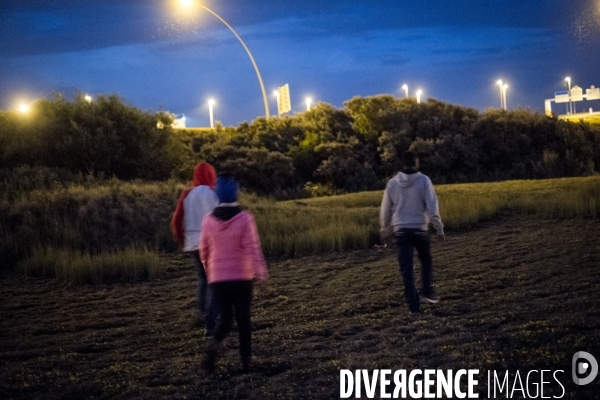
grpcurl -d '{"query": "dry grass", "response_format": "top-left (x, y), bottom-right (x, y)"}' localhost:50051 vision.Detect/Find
top-left (2, 176), bottom-right (599, 282)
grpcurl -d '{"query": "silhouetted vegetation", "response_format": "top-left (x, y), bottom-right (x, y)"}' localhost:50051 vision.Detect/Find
top-left (1, 94), bottom-right (599, 198)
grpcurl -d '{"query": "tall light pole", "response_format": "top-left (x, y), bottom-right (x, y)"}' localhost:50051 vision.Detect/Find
top-left (177, 0), bottom-right (270, 119)
top-left (402, 84), bottom-right (408, 98)
top-left (208, 99), bottom-right (215, 128)
top-left (305, 97), bottom-right (312, 111)
top-left (502, 84), bottom-right (508, 110)
top-left (273, 90), bottom-right (280, 117)
top-left (565, 76), bottom-right (572, 114)
top-left (496, 80), bottom-right (504, 110)
top-left (416, 89), bottom-right (423, 104)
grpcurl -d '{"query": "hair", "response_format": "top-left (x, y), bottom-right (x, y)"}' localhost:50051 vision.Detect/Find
top-left (401, 151), bottom-right (418, 168)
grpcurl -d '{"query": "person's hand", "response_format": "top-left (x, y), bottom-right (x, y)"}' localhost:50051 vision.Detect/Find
top-left (437, 233), bottom-right (445, 241)
top-left (380, 227), bottom-right (393, 244)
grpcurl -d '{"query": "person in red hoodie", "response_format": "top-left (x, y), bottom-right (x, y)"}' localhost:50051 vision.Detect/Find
top-left (171, 162), bottom-right (219, 332)
top-left (199, 175), bottom-right (268, 373)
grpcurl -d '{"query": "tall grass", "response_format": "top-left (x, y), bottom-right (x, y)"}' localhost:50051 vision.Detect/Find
top-left (16, 247), bottom-right (164, 284)
top-left (251, 176), bottom-right (600, 256)
top-left (2, 176), bottom-right (599, 282)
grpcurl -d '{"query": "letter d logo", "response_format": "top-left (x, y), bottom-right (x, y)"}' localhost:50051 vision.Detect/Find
top-left (572, 351), bottom-right (598, 385)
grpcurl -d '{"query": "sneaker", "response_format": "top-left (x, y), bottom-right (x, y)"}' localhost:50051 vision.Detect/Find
top-left (422, 295), bottom-right (439, 304)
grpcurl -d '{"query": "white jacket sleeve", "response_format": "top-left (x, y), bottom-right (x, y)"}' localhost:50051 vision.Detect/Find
top-left (424, 177), bottom-right (444, 235)
top-left (379, 184), bottom-right (393, 231)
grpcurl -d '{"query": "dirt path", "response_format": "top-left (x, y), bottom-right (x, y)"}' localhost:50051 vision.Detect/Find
top-left (1, 214), bottom-right (599, 399)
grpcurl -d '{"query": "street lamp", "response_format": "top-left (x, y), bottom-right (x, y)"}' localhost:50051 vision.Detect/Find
top-left (565, 76), bottom-right (572, 114)
top-left (416, 89), bottom-right (423, 104)
top-left (273, 90), bottom-right (280, 117)
top-left (402, 84), bottom-right (408, 98)
top-left (305, 97), bottom-right (312, 111)
top-left (19, 104), bottom-right (30, 114)
top-left (496, 79), bottom-right (504, 110)
top-left (502, 84), bottom-right (508, 110)
top-left (176, 0), bottom-right (270, 119)
top-left (84, 95), bottom-right (92, 103)
top-left (208, 99), bottom-right (215, 128)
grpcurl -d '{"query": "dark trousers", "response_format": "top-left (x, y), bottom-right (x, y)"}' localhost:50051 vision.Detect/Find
top-left (395, 229), bottom-right (434, 312)
top-left (190, 251), bottom-right (216, 330)
top-left (211, 280), bottom-right (253, 359)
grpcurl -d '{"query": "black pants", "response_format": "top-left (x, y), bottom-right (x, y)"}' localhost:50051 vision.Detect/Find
top-left (395, 229), bottom-right (434, 313)
top-left (189, 251), bottom-right (216, 330)
top-left (211, 280), bottom-right (253, 359)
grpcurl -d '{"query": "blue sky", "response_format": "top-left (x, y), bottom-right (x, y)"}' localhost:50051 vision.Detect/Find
top-left (1, 0), bottom-right (599, 126)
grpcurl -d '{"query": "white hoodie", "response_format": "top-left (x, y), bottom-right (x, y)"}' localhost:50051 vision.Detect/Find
top-left (380, 171), bottom-right (444, 235)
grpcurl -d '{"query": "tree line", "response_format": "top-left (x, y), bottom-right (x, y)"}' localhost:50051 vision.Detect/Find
top-left (1, 93), bottom-right (599, 198)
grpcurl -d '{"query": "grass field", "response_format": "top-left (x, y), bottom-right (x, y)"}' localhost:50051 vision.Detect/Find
top-left (1, 213), bottom-right (598, 399)
top-left (3, 176), bottom-right (600, 284)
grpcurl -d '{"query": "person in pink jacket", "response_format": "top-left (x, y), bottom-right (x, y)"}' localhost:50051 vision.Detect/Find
top-left (199, 175), bottom-right (268, 373)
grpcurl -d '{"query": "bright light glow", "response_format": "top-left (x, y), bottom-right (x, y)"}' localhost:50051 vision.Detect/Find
top-left (496, 79), bottom-right (504, 110)
top-left (84, 95), bottom-right (92, 103)
top-left (273, 90), bottom-right (279, 98)
top-left (416, 90), bottom-right (423, 104)
top-left (208, 99), bottom-right (215, 128)
top-left (565, 77), bottom-right (571, 83)
top-left (402, 84), bottom-right (408, 98)
top-left (19, 104), bottom-right (30, 113)
top-left (305, 97), bottom-right (312, 111)
top-left (179, 0), bottom-right (193, 8)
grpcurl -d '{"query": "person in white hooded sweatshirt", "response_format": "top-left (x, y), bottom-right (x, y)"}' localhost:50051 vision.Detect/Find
top-left (380, 151), bottom-right (445, 314)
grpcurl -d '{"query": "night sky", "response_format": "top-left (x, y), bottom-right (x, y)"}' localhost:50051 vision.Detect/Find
top-left (1, 0), bottom-right (599, 127)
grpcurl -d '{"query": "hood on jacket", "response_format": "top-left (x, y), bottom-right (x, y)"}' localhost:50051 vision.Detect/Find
top-left (208, 211), bottom-right (246, 231)
top-left (212, 205), bottom-right (242, 221)
top-left (395, 170), bottom-right (422, 188)
top-left (192, 162), bottom-right (217, 188)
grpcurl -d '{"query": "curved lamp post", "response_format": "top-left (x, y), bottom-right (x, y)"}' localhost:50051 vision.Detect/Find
top-left (402, 84), bottom-right (408, 98)
top-left (178, 1), bottom-right (270, 119)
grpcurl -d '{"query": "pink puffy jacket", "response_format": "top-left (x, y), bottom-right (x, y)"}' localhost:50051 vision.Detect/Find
top-left (199, 211), bottom-right (268, 284)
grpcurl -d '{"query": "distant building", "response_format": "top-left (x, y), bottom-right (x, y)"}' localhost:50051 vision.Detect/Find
top-left (172, 114), bottom-right (186, 129)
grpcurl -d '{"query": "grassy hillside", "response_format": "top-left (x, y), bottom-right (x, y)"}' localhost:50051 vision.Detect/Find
top-left (2, 176), bottom-right (599, 283)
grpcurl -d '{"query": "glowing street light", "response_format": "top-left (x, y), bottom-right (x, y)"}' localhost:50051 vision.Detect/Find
top-left (565, 76), bottom-right (572, 114)
top-left (273, 90), bottom-right (280, 117)
top-left (84, 95), bottom-right (92, 103)
top-left (176, 0), bottom-right (270, 119)
top-left (19, 103), bottom-right (30, 114)
top-left (416, 89), bottom-right (423, 104)
top-left (305, 97), bottom-right (312, 111)
top-left (502, 84), bottom-right (508, 110)
top-left (496, 79), bottom-right (504, 110)
top-left (402, 84), bottom-right (408, 98)
top-left (208, 99), bottom-right (215, 128)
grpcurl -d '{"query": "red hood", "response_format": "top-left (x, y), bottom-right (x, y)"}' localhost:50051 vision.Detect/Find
top-left (193, 162), bottom-right (216, 188)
